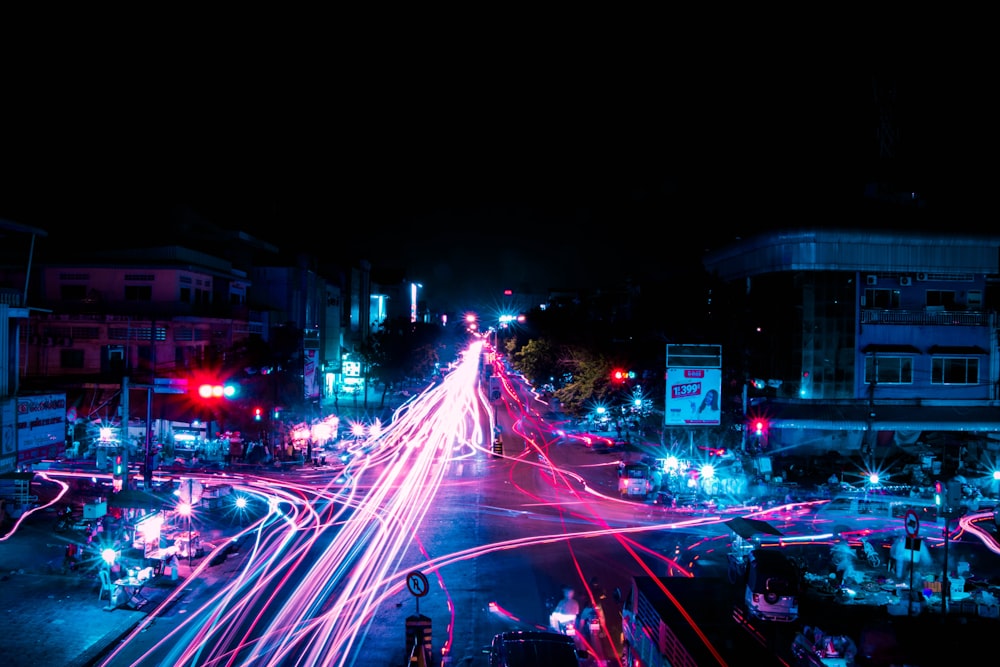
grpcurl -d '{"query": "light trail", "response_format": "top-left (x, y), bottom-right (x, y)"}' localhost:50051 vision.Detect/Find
top-left (95, 338), bottom-right (850, 666)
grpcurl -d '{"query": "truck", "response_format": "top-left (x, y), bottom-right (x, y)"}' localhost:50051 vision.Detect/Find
top-left (621, 575), bottom-right (787, 667)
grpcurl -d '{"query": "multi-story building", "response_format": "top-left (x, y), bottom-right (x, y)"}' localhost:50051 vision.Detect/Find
top-left (0, 215), bottom-right (390, 473)
top-left (702, 228), bottom-right (1000, 474)
top-left (0, 218), bottom-right (59, 477)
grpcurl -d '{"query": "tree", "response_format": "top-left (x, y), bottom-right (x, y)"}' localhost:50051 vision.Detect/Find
top-left (509, 338), bottom-right (558, 387)
top-left (365, 316), bottom-right (447, 408)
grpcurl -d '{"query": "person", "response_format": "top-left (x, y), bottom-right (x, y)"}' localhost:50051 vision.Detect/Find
top-left (549, 585), bottom-right (580, 633)
top-left (696, 389), bottom-right (720, 416)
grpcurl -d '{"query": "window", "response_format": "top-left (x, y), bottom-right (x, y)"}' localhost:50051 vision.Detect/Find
top-left (967, 290), bottom-right (983, 308)
top-left (864, 356), bottom-right (913, 384)
top-left (926, 290), bottom-right (956, 309)
top-left (180, 286), bottom-right (191, 303)
top-left (863, 288), bottom-right (900, 309)
top-left (931, 357), bottom-right (979, 384)
top-left (60, 349), bottom-right (84, 369)
top-left (124, 285), bottom-right (152, 301)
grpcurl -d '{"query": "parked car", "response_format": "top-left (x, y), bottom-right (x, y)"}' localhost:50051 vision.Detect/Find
top-left (484, 630), bottom-right (589, 667)
top-left (743, 548), bottom-right (800, 623)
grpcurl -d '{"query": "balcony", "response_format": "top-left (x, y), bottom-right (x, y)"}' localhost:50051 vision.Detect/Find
top-left (861, 308), bottom-right (988, 326)
top-left (0, 288), bottom-right (23, 307)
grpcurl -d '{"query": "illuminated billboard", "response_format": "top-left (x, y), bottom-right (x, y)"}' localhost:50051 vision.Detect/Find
top-left (665, 344), bottom-right (722, 427)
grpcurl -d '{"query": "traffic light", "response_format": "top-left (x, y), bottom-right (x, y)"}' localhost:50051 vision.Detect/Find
top-left (254, 407), bottom-right (263, 422)
top-left (611, 369), bottom-right (635, 382)
top-left (749, 418), bottom-right (768, 450)
top-left (934, 480), bottom-right (944, 506)
top-left (197, 381), bottom-right (238, 399)
top-left (113, 454), bottom-right (123, 477)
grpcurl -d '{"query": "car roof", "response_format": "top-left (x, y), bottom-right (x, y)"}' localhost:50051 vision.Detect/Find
top-left (494, 631), bottom-right (580, 666)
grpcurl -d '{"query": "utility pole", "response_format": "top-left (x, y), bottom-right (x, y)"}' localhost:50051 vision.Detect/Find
top-left (120, 377), bottom-right (130, 490)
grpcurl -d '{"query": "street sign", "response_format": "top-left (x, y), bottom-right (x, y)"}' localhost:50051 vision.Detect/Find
top-left (406, 570), bottom-right (429, 598)
top-left (904, 509), bottom-right (920, 538)
top-left (152, 377), bottom-right (189, 394)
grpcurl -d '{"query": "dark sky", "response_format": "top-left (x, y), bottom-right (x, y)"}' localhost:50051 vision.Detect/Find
top-left (1, 43), bottom-right (991, 312)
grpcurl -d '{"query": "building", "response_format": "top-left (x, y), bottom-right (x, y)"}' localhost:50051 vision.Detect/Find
top-left (0, 213), bottom-right (393, 473)
top-left (702, 228), bottom-right (1000, 477)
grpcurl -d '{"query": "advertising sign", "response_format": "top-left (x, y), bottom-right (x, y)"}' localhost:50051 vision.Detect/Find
top-left (16, 393), bottom-right (68, 463)
top-left (666, 368), bottom-right (722, 425)
top-left (304, 348), bottom-right (320, 400)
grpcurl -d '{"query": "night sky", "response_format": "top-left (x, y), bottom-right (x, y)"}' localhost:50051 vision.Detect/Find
top-left (1, 45), bottom-right (991, 312)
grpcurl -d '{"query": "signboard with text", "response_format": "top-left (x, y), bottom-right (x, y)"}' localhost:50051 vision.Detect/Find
top-left (16, 393), bottom-right (68, 463)
top-left (666, 345), bottom-right (722, 426)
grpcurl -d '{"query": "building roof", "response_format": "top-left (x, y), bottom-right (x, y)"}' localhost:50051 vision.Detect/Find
top-left (703, 228), bottom-right (1000, 282)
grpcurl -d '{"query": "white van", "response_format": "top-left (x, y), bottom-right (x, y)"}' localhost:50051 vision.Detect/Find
top-left (811, 491), bottom-right (940, 538)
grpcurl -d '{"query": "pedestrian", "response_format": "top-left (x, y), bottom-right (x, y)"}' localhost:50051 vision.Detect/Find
top-left (63, 542), bottom-right (78, 572)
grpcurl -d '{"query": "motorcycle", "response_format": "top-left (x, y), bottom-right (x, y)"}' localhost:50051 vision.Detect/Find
top-left (55, 512), bottom-right (93, 534)
top-left (579, 606), bottom-right (602, 639)
top-left (549, 610), bottom-right (577, 636)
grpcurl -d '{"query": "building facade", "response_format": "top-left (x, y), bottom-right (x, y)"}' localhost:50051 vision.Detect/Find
top-left (0, 217), bottom-right (389, 473)
top-left (702, 228), bottom-right (1000, 471)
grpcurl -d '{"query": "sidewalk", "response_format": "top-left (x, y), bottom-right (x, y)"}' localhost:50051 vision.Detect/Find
top-left (0, 487), bottom-right (242, 667)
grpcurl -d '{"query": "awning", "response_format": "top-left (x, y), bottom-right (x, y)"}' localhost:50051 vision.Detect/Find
top-left (928, 345), bottom-right (988, 355)
top-left (765, 402), bottom-right (1000, 431)
top-left (725, 517), bottom-right (783, 539)
top-left (861, 344), bottom-right (921, 354)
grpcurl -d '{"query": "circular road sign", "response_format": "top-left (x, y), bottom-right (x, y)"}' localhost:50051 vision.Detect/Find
top-left (904, 509), bottom-right (920, 538)
top-left (406, 570), bottom-right (429, 598)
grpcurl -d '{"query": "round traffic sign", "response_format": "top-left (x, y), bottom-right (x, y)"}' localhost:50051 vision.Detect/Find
top-left (904, 509), bottom-right (920, 537)
top-left (406, 570), bottom-right (429, 598)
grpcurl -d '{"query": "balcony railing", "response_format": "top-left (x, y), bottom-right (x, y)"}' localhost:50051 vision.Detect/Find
top-left (0, 288), bottom-right (23, 306)
top-left (861, 308), bottom-right (988, 326)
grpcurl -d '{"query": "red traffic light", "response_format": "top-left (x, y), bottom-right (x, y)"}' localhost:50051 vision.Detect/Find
top-left (197, 382), bottom-right (238, 399)
top-left (254, 407), bottom-right (263, 421)
top-left (754, 420), bottom-right (766, 435)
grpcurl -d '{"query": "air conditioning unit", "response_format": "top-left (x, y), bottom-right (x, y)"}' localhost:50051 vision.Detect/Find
top-left (899, 276), bottom-right (913, 286)
top-left (866, 275), bottom-right (878, 286)
top-left (916, 272), bottom-right (929, 282)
